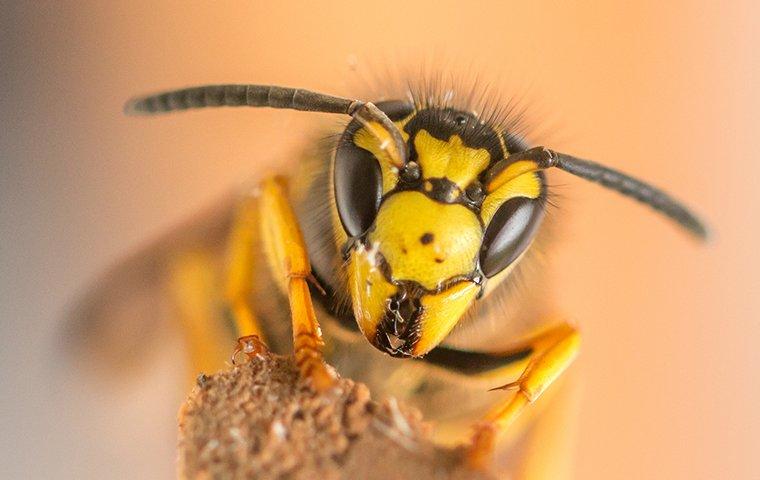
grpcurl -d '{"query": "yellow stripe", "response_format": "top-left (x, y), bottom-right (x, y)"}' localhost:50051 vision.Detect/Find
top-left (481, 171), bottom-right (542, 225)
top-left (353, 116), bottom-right (412, 194)
top-left (413, 130), bottom-right (491, 189)
top-left (485, 160), bottom-right (539, 193)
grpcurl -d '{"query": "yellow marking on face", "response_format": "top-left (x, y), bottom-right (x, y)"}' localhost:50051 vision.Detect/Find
top-left (353, 116), bottom-right (412, 194)
top-left (347, 247), bottom-right (398, 340)
top-left (486, 160), bottom-right (539, 193)
top-left (414, 130), bottom-right (491, 189)
top-left (481, 171), bottom-right (542, 225)
top-left (414, 281), bottom-right (480, 356)
top-left (368, 191), bottom-right (482, 290)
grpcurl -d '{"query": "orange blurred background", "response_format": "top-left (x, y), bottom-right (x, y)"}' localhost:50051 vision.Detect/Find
top-left (1, 1), bottom-right (758, 478)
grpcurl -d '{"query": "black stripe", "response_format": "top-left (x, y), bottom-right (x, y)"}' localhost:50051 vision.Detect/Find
top-left (420, 344), bottom-right (532, 375)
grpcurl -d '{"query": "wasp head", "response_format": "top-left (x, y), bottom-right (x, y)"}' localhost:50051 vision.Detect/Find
top-left (334, 103), bottom-right (546, 357)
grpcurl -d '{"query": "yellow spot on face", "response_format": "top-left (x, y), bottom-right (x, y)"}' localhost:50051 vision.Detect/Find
top-left (369, 191), bottom-right (482, 290)
top-left (347, 247), bottom-right (397, 340)
top-left (415, 281), bottom-right (480, 356)
top-left (414, 130), bottom-right (491, 189)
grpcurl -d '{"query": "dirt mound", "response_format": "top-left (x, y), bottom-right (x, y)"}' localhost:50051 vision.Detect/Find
top-left (178, 351), bottom-right (494, 479)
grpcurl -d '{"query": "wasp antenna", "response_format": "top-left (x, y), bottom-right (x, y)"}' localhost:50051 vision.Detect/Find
top-left (124, 84), bottom-right (406, 166)
top-left (124, 84), bottom-right (361, 116)
top-left (554, 153), bottom-right (709, 240)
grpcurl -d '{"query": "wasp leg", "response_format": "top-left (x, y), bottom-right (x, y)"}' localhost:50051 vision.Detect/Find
top-left (224, 195), bottom-right (267, 341)
top-left (168, 250), bottom-right (231, 378)
top-left (259, 176), bottom-right (335, 392)
top-left (466, 322), bottom-right (581, 469)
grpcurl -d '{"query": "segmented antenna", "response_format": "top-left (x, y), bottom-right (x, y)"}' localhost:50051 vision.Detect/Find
top-left (554, 154), bottom-right (708, 239)
top-left (485, 146), bottom-right (708, 239)
top-left (124, 84), bottom-right (359, 115)
top-left (124, 84), bottom-right (406, 167)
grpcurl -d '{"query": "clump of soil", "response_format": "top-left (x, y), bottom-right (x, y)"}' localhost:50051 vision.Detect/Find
top-left (178, 350), bottom-right (495, 479)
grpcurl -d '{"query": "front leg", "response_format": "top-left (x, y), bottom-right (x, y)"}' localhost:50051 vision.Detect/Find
top-left (253, 176), bottom-right (336, 392)
top-left (467, 322), bottom-right (581, 469)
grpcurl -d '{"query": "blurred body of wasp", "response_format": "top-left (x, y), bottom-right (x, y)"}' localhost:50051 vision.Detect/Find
top-left (70, 78), bottom-right (707, 476)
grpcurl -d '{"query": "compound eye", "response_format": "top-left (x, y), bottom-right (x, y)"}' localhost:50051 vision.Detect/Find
top-left (479, 197), bottom-right (545, 277)
top-left (334, 100), bottom-right (413, 238)
top-left (334, 140), bottom-right (383, 237)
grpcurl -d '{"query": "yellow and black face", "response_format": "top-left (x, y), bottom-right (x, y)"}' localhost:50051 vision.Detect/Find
top-left (333, 102), bottom-right (546, 357)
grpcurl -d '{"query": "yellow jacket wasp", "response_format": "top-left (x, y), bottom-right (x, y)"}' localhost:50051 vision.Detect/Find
top-left (72, 82), bottom-right (707, 470)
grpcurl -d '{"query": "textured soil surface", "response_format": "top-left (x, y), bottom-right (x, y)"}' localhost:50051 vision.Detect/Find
top-left (178, 350), bottom-right (495, 479)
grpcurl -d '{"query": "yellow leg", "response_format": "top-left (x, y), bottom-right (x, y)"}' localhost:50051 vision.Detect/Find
top-left (467, 322), bottom-right (581, 469)
top-left (168, 250), bottom-right (231, 378)
top-left (224, 195), bottom-right (266, 340)
top-left (258, 176), bottom-right (335, 392)
top-left (512, 373), bottom-right (581, 480)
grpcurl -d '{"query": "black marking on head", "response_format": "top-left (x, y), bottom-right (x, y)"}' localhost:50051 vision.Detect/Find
top-left (427, 178), bottom-right (461, 203)
top-left (464, 181), bottom-right (485, 205)
top-left (392, 176), bottom-right (468, 208)
top-left (404, 107), bottom-right (505, 163)
top-left (420, 232), bottom-right (434, 245)
top-left (400, 161), bottom-right (421, 182)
